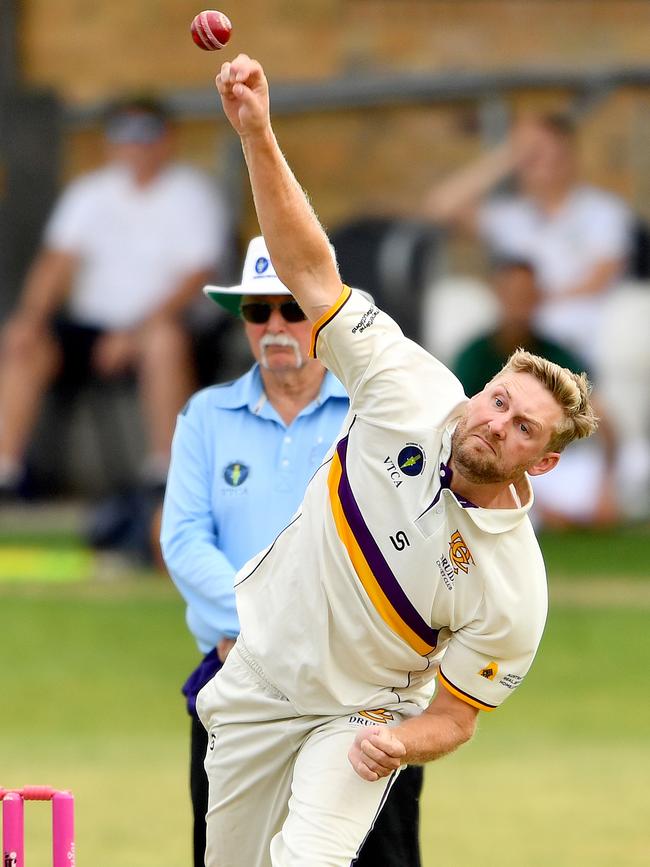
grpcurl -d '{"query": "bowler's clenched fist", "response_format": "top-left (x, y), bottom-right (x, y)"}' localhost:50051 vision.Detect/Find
top-left (215, 54), bottom-right (270, 138)
top-left (348, 725), bottom-right (407, 782)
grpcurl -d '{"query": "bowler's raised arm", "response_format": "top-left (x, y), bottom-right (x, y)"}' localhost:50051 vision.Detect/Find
top-left (215, 54), bottom-right (342, 321)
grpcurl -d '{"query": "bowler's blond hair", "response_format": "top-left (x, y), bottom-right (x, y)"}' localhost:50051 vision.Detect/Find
top-left (493, 349), bottom-right (598, 452)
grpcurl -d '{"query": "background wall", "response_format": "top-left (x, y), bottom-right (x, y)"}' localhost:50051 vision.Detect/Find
top-left (15, 0), bottom-right (650, 241)
top-left (20, 1), bottom-right (650, 96)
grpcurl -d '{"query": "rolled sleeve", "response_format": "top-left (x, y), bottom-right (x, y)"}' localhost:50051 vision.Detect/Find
top-left (438, 573), bottom-right (547, 712)
top-left (438, 640), bottom-right (538, 712)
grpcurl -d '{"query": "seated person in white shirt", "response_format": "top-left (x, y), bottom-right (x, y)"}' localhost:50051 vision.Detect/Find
top-left (423, 112), bottom-right (632, 366)
top-left (0, 97), bottom-right (229, 496)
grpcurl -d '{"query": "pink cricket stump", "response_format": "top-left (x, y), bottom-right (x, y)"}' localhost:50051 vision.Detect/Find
top-left (2, 791), bottom-right (24, 867)
top-left (1, 787), bottom-right (75, 867)
top-left (52, 791), bottom-right (75, 866)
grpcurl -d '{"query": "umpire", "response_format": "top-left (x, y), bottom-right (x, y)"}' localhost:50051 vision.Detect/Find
top-left (161, 236), bottom-right (423, 867)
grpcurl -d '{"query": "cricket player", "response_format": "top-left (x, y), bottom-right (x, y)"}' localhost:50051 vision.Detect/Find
top-left (197, 54), bottom-right (598, 867)
top-left (161, 235), bottom-right (423, 867)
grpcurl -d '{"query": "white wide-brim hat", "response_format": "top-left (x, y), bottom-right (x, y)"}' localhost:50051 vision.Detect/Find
top-left (204, 236), bottom-right (291, 316)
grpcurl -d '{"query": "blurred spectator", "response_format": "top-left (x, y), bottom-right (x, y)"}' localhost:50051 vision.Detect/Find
top-left (452, 259), bottom-right (620, 528)
top-left (423, 113), bottom-right (632, 366)
top-left (0, 96), bottom-right (229, 498)
top-left (453, 259), bottom-right (580, 399)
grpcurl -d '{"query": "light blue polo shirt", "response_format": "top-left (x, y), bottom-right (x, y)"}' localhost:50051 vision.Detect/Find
top-left (161, 364), bottom-right (349, 653)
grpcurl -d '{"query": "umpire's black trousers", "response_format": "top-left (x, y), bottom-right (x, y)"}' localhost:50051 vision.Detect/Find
top-left (190, 714), bottom-right (423, 867)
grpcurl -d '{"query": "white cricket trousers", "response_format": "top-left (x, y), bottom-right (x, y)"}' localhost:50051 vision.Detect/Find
top-left (196, 639), bottom-right (411, 867)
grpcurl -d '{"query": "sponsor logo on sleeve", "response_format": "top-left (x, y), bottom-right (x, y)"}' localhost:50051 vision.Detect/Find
top-left (349, 708), bottom-right (395, 726)
top-left (478, 661), bottom-right (499, 680)
top-left (351, 306), bottom-right (379, 334)
top-left (223, 461), bottom-right (249, 487)
top-left (499, 673), bottom-right (523, 691)
top-left (449, 530), bottom-right (475, 574)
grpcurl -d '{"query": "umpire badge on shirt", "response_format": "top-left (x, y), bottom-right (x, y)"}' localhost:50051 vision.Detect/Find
top-left (224, 462), bottom-right (249, 487)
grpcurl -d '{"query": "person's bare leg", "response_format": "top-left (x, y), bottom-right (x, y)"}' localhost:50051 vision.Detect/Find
top-left (0, 316), bottom-right (61, 481)
top-left (135, 317), bottom-right (197, 479)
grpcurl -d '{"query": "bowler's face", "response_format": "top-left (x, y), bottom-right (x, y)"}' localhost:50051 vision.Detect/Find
top-left (243, 294), bottom-right (313, 371)
top-left (452, 372), bottom-right (563, 484)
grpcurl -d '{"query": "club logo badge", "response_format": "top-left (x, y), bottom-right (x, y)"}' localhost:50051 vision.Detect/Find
top-left (224, 462), bottom-right (249, 487)
top-left (255, 256), bottom-right (269, 274)
top-left (358, 708), bottom-right (394, 724)
top-left (449, 529), bottom-right (475, 574)
top-left (348, 708), bottom-right (395, 726)
top-left (397, 444), bottom-right (425, 477)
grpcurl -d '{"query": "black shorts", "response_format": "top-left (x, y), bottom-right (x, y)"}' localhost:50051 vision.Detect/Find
top-left (53, 319), bottom-right (106, 387)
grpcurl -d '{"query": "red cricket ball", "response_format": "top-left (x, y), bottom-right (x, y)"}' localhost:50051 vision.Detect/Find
top-left (190, 10), bottom-right (232, 51)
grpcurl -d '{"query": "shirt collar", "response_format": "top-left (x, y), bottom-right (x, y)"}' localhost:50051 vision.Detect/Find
top-left (209, 364), bottom-right (347, 418)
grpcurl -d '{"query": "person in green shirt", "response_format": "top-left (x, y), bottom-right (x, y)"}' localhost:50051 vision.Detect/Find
top-left (453, 258), bottom-right (619, 528)
top-left (453, 258), bottom-right (585, 398)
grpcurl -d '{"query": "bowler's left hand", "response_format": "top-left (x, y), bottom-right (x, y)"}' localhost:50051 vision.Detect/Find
top-left (348, 726), bottom-right (407, 781)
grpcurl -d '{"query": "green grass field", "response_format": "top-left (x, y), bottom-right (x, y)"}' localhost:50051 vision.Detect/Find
top-left (1, 526), bottom-right (649, 865)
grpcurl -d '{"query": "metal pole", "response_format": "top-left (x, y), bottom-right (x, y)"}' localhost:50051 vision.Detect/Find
top-left (0, 0), bottom-right (20, 90)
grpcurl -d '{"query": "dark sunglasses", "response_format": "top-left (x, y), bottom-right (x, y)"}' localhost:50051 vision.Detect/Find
top-left (240, 300), bottom-right (307, 324)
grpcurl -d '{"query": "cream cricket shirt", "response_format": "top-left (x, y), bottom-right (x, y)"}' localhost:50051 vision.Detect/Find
top-left (234, 287), bottom-right (548, 716)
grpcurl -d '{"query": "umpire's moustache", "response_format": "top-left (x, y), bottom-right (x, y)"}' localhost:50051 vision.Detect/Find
top-left (259, 333), bottom-right (304, 369)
